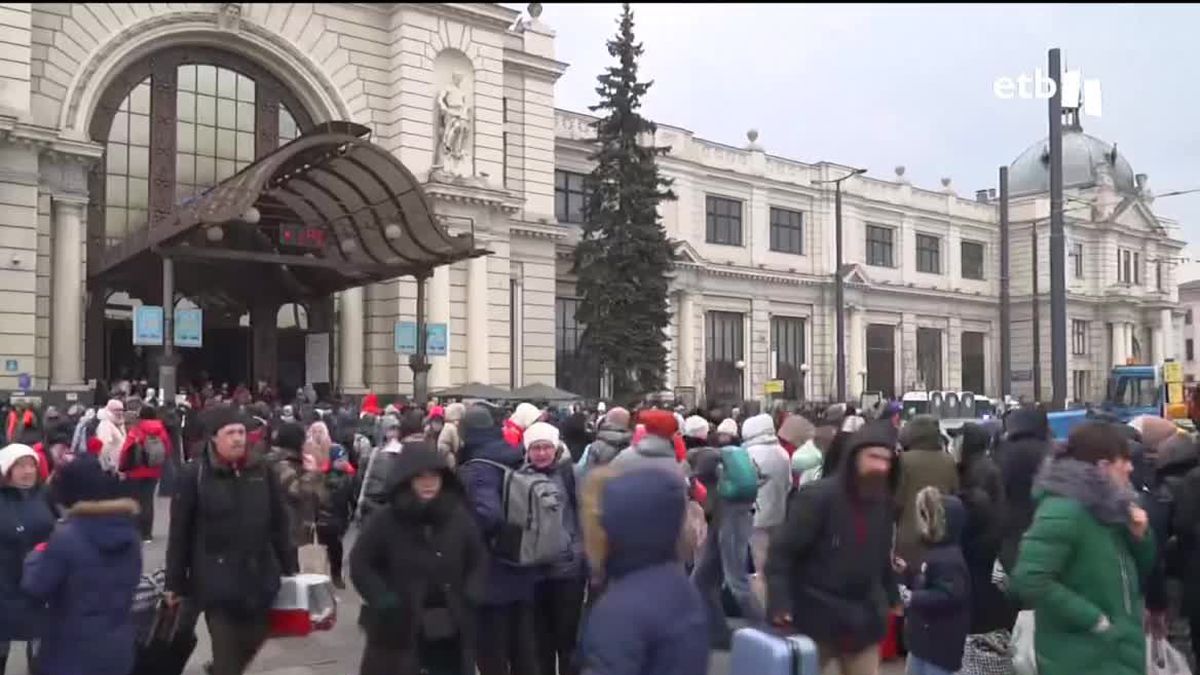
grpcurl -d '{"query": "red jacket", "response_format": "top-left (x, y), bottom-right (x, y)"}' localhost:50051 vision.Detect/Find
top-left (27, 442), bottom-right (51, 482)
top-left (118, 420), bottom-right (173, 480)
top-left (503, 419), bottom-right (524, 449)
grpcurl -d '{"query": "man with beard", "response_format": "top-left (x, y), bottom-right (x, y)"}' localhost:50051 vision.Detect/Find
top-left (766, 419), bottom-right (901, 675)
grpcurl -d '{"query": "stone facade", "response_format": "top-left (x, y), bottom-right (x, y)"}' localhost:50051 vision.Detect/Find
top-left (0, 2), bottom-right (569, 400)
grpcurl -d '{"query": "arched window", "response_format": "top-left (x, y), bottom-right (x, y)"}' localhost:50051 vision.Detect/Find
top-left (89, 48), bottom-right (316, 251)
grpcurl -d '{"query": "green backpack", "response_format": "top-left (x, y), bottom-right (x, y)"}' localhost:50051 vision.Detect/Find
top-left (718, 445), bottom-right (760, 502)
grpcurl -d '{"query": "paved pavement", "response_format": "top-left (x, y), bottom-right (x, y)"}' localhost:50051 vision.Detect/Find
top-left (13, 495), bottom-right (905, 675)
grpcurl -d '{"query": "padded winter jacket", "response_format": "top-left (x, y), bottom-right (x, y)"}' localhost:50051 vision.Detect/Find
top-left (0, 484), bottom-right (54, 641)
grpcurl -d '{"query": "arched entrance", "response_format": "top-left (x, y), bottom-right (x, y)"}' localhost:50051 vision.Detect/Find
top-left (84, 45), bottom-right (481, 400)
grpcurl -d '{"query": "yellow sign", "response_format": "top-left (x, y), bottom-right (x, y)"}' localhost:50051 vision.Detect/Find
top-left (1164, 362), bottom-right (1183, 384)
top-left (764, 379), bottom-right (785, 395)
top-left (1168, 382), bottom-right (1185, 405)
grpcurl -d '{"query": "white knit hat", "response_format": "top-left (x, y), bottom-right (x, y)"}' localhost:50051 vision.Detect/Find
top-left (683, 415), bottom-right (711, 440)
top-left (716, 418), bottom-right (739, 437)
top-left (509, 402), bottom-right (542, 431)
top-left (0, 444), bottom-right (38, 478)
top-left (523, 422), bottom-right (560, 450)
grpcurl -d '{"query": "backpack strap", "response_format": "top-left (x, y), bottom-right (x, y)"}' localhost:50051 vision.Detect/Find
top-left (460, 458), bottom-right (511, 474)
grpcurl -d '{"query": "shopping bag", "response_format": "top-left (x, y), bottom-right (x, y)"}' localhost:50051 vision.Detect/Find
top-left (962, 630), bottom-right (1016, 675)
top-left (1148, 636), bottom-right (1192, 675)
top-left (130, 601), bottom-right (197, 675)
top-left (298, 529), bottom-right (329, 575)
top-left (1011, 610), bottom-right (1038, 675)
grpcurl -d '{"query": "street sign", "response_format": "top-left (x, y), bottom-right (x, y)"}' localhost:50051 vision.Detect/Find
top-left (1164, 361), bottom-right (1183, 384)
top-left (17, 373), bottom-right (30, 390)
top-left (3, 359), bottom-right (16, 373)
top-left (175, 308), bottom-right (203, 348)
top-left (394, 321), bottom-right (449, 356)
top-left (305, 332), bottom-right (330, 384)
top-left (133, 305), bottom-right (164, 346)
top-left (764, 379), bottom-right (785, 395)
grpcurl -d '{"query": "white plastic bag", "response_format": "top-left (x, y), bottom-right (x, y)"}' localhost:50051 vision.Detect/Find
top-left (1148, 636), bottom-right (1192, 675)
top-left (1011, 610), bottom-right (1038, 675)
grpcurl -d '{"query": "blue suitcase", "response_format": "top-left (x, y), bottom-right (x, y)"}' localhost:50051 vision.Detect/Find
top-left (729, 627), bottom-right (820, 675)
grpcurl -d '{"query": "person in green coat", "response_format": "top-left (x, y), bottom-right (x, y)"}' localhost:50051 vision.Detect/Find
top-left (1011, 421), bottom-right (1156, 675)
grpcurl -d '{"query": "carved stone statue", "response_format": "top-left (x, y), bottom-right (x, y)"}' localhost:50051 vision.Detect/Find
top-left (434, 72), bottom-right (472, 177)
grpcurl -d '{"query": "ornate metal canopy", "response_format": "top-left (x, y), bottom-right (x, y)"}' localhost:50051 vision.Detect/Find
top-left (91, 122), bottom-right (484, 309)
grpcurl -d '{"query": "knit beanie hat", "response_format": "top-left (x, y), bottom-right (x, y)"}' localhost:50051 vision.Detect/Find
top-left (0, 444), bottom-right (38, 478)
top-left (716, 418), bottom-right (738, 437)
top-left (463, 405), bottom-right (495, 432)
top-left (202, 405), bottom-right (245, 438)
top-left (682, 415), bottom-right (711, 441)
top-left (509, 403), bottom-right (542, 431)
top-left (523, 422), bottom-right (560, 450)
top-left (54, 454), bottom-right (121, 507)
top-left (847, 419), bottom-right (899, 456)
top-left (274, 422), bottom-right (306, 453)
top-left (639, 409), bottom-right (678, 439)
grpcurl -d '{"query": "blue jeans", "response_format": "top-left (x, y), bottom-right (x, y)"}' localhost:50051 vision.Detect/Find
top-left (0, 641), bottom-right (36, 675)
top-left (692, 501), bottom-right (764, 644)
top-left (906, 655), bottom-right (957, 675)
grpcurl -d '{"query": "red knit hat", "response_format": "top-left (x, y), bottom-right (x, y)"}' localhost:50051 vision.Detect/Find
top-left (638, 409), bottom-right (678, 439)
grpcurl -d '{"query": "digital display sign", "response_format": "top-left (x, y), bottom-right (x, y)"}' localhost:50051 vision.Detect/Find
top-left (279, 224), bottom-right (327, 249)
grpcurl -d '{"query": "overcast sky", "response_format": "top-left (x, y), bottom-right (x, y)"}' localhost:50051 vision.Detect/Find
top-left (514, 3), bottom-right (1200, 279)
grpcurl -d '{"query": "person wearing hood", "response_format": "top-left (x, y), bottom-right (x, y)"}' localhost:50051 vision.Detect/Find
top-left (954, 423), bottom-right (1015, 656)
top-left (577, 466), bottom-right (709, 675)
top-left (900, 487), bottom-right (970, 675)
top-left (351, 441), bottom-right (487, 675)
top-left (766, 420), bottom-right (901, 675)
top-left (503, 402), bottom-right (542, 449)
top-left (70, 407), bottom-right (97, 456)
top-left (21, 453), bottom-right (142, 675)
top-left (1152, 432), bottom-right (1200, 661)
top-left (1010, 421), bottom-right (1155, 675)
top-left (165, 405), bottom-right (297, 675)
top-left (895, 414), bottom-right (959, 570)
top-left (457, 405), bottom-right (539, 675)
top-left (523, 422), bottom-right (585, 675)
top-left (777, 413), bottom-right (814, 459)
top-left (357, 411), bottom-right (425, 523)
top-left (116, 405), bottom-right (174, 541)
top-left (713, 418), bottom-right (739, 447)
top-left (95, 399), bottom-right (127, 474)
top-left (608, 409), bottom-right (687, 483)
top-left (741, 413), bottom-right (791, 611)
top-left (558, 411), bottom-right (592, 464)
top-left (579, 407), bottom-right (634, 474)
top-left (995, 405), bottom-right (1053, 572)
top-left (438, 402), bottom-right (467, 468)
top-left (0, 444), bottom-right (54, 674)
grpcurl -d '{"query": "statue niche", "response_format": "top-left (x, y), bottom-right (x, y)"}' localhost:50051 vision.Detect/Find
top-left (430, 51), bottom-right (475, 182)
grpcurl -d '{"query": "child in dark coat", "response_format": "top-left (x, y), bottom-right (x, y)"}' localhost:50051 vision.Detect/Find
top-left (22, 454), bottom-right (143, 675)
top-left (901, 486), bottom-right (971, 675)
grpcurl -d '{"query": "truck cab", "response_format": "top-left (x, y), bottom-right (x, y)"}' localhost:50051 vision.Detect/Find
top-left (1046, 361), bottom-right (1187, 440)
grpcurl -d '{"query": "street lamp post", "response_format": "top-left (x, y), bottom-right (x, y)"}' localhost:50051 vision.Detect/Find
top-left (814, 167), bottom-right (867, 403)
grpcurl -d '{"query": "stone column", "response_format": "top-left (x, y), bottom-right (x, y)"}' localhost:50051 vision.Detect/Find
top-left (339, 287), bottom-right (366, 392)
top-left (467, 255), bottom-right (490, 384)
top-left (1111, 322), bottom-right (1124, 367)
top-left (251, 302), bottom-right (280, 389)
top-left (677, 290), bottom-right (695, 387)
top-left (429, 265), bottom-right (452, 390)
top-left (50, 197), bottom-right (85, 387)
top-left (848, 306), bottom-right (865, 398)
top-left (1161, 308), bottom-right (1174, 362)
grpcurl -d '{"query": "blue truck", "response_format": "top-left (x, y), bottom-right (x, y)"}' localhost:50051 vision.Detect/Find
top-left (1046, 362), bottom-right (1188, 440)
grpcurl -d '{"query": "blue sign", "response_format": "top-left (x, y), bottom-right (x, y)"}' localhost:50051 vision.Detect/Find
top-left (133, 306), bottom-right (164, 346)
top-left (175, 308), bottom-right (203, 348)
top-left (3, 359), bottom-right (16, 373)
top-left (394, 321), bottom-right (449, 356)
top-left (16, 373), bottom-right (30, 390)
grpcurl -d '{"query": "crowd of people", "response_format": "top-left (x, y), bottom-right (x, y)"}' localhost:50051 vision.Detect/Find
top-left (0, 388), bottom-right (1199, 675)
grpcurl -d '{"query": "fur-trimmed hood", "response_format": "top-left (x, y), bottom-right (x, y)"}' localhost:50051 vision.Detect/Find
top-left (1035, 456), bottom-right (1137, 525)
top-left (65, 498), bottom-right (141, 554)
top-left (915, 487), bottom-right (966, 545)
top-left (67, 497), bottom-right (140, 518)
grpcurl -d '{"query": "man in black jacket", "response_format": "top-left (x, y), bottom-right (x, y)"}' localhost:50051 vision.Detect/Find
top-left (767, 419), bottom-right (901, 675)
top-left (993, 405), bottom-right (1052, 572)
top-left (165, 405), bottom-right (296, 675)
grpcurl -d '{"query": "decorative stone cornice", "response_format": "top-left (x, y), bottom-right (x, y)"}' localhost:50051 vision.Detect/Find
top-left (0, 119), bottom-right (104, 167)
top-left (423, 179), bottom-right (522, 214)
top-left (502, 48), bottom-right (568, 81)
top-left (397, 3), bottom-right (519, 33)
top-left (510, 221), bottom-right (568, 241)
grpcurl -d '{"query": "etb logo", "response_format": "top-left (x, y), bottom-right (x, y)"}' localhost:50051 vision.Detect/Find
top-left (993, 68), bottom-right (1102, 118)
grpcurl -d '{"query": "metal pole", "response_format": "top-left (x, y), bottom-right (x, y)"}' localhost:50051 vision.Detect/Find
top-left (999, 166), bottom-right (1011, 398)
top-left (1031, 224), bottom-right (1042, 401)
top-left (159, 257), bottom-right (177, 403)
top-left (1048, 47), bottom-right (1068, 410)
top-left (835, 181), bottom-right (846, 403)
top-left (410, 273), bottom-right (432, 405)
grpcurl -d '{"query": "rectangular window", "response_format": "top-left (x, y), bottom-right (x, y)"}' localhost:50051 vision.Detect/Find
top-left (1156, 261), bottom-right (1163, 290)
top-left (510, 279), bottom-right (520, 389)
top-left (705, 311), bottom-right (745, 404)
top-left (1189, 339), bottom-right (1195, 362)
top-left (916, 233), bottom-right (941, 274)
top-left (1072, 319), bottom-right (1088, 355)
top-left (916, 327), bottom-right (943, 390)
top-left (554, 170), bottom-right (589, 225)
top-left (1070, 242), bottom-right (1084, 279)
top-left (961, 331), bottom-right (985, 394)
top-left (1187, 310), bottom-right (1193, 326)
top-left (866, 324), bottom-right (896, 398)
top-left (1134, 252), bottom-right (1141, 284)
top-left (771, 316), bottom-right (806, 399)
top-left (961, 240), bottom-right (985, 280)
top-left (1073, 370), bottom-right (1090, 403)
top-left (865, 224), bottom-right (894, 267)
top-left (769, 207), bottom-right (804, 255)
top-left (706, 196), bottom-right (743, 246)
top-left (555, 297), bottom-right (600, 398)
top-left (1119, 248), bottom-right (1136, 284)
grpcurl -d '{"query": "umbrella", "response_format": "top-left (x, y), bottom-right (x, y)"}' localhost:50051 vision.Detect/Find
top-left (508, 383), bottom-right (582, 402)
top-left (430, 382), bottom-right (512, 401)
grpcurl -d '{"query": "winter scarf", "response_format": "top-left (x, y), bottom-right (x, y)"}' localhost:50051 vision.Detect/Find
top-left (1034, 456), bottom-right (1137, 526)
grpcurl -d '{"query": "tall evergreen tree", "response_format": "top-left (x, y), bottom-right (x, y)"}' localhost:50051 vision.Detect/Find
top-left (572, 3), bottom-right (677, 403)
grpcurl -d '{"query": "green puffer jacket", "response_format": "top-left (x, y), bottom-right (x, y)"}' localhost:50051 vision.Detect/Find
top-left (1010, 458), bottom-right (1157, 675)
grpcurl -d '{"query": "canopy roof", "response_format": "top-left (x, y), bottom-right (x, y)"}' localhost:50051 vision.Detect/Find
top-left (431, 382), bottom-right (513, 401)
top-left (508, 383), bottom-right (582, 402)
top-left (92, 122), bottom-right (484, 311)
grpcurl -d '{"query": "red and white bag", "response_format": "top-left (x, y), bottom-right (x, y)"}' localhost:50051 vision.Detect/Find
top-left (269, 574), bottom-right (337, 638)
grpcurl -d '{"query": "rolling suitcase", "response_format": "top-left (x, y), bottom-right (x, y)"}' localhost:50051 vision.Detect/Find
top-left (729, 627), bottom-right (820, 675)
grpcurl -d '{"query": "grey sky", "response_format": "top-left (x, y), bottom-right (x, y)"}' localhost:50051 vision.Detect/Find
top-left (517, 3), bottom-right (1200, 278)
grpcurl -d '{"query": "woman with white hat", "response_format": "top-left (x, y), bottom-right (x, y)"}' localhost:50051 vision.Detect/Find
top-left (0, 443), bottom-right (54, 674)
